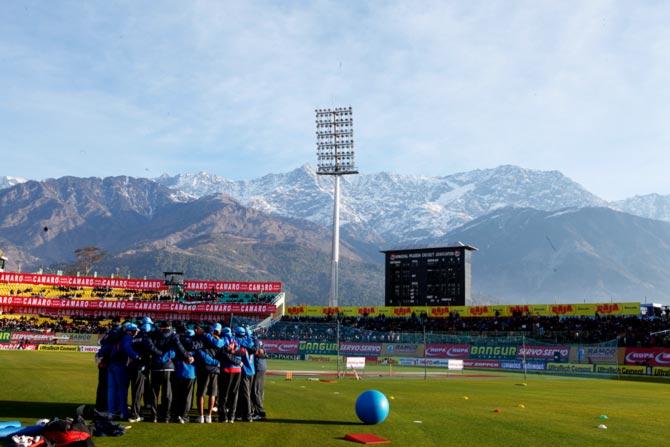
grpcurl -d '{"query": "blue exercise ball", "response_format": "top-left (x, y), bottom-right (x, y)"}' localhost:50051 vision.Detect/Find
top-left (355, 390), bottom-right (390, 424)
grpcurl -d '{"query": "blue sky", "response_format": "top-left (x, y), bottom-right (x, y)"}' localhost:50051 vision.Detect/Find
top-left (1, 0), bottom-right (669, 200)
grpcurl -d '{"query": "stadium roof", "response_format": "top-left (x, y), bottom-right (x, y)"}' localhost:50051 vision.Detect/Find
top-left (381, 243), bottom-right (478, 253)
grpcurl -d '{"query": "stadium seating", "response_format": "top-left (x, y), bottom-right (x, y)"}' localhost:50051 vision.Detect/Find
top-left (0, 283), bottom-right (161, 300)
top-left (270, 314), bottom-right (670, 347)
top-left (181, 291), bottom-right (277, 304)
top-left (0, 282), bottom-right (279, 304)
top-left (0, 314), bottom-right (112, 334)
top-left (1, 311), bottom-right (668, 347)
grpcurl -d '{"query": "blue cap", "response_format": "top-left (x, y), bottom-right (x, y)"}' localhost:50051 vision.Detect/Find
top-left (234, 326), bottom-right (246, 336)
top-left (186, 329), bottom-right (195, 337)
top-left (141, 316), bottom-right (153, 325)
top-left (140, 323), bottom-right (153, 333)
top-left (212, 323), bottom-right (223, 333)
top-left (222, 327), bottom-right (232, 335)
top-left (124, 322), bottom-right (139, 331)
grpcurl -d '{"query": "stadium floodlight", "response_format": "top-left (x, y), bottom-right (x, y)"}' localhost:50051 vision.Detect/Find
top-left (315, 106), bottom-right (358, 307)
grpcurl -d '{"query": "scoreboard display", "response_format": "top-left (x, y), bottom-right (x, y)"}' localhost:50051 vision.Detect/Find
top-left (382, 245), bottom-right (476, 306)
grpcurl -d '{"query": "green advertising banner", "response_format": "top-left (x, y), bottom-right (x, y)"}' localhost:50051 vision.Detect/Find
top-left (298, 341), bottom-right (338, 355)
top-left (469, 344), bottom-right (518, 360)
top-left (0, 332), bottom-right (11, 342)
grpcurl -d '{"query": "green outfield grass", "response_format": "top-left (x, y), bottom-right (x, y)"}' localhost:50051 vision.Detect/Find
top-left (0, 352), bottom-right (668, 447)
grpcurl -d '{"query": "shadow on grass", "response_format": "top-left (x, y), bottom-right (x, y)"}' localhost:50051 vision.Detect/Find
top-left (0, 401), bottom-right (84, 420)
top-left (263, 418), bottom-right (362, 426)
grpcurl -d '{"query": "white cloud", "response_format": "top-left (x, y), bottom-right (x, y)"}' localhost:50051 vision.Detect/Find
top-left (0, 0), bottom-right (669, 199)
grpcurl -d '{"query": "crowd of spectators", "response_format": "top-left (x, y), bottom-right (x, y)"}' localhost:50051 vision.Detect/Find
top-left (0, 284), bottom-right (278, 304)
top-left (2, 311), bottom-right (669, 348)
top-left (271, 312), bottom-right (670, 347)
top-left (0, 315), bottom-right (112, 334)
top-left (0, 284), bottom-right (160, 300)
top-left (180, 291), bottom-right (277, 304)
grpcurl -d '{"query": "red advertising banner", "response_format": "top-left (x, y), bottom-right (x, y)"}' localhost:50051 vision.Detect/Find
top-left (261, 340), bottom-right (300, 355)
top-left (426, 307), bottom-right (451, 318)
top-left (0, 343), bottom-right (38, 350)
top-left (463, 359), bottom-right (500, 369)
top-left (517, 345), bottom-right (570, 360)
top-left (0, 272), bottom-right (282, 294)
top-left (184, 280), bottom-right (282, 293)
top-left (466, 306), bottom-right (493, 317)
top-left (623, 348), bottom-right (670, 367)
top-left (339, 342), bottom-right (383, 356)
top-left (0, 272), bottom-right (164, 290)
top-left (425, 343), bottom-right (470, 358)
top-left (10, 331), bottom-right (58, 343)
top-left (0, 296), bottom-right (275, 315)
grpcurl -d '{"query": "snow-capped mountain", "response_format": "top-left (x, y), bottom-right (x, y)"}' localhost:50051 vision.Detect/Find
top-left (429, 206), bottom-right (670, 302)
top-left (6, 166), bottom-right (666, 243)
top-left (1, 169), bottom-right (669, 303)
top-left (0, 176), bottom-right (27, 190)
top-left (156, 164), bottom-right (607, 243)
top-left (613, 194), bottom-right (670, 223)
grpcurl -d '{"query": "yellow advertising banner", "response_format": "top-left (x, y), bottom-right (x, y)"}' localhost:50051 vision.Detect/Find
top-left (490, 305), bottom-right (512, 317)
top-left (426, 307), bottom-right (451, 318)
top-left (595, 364), bottom-right (647, 376)
top-left (546, 363), bottom-right (594, 374)
top-left (572, 304), bottom-right (598, 316)
top-left (594, 303), bottom-right (640, 316)
top-left (37, 344), bottom-right (79, 352)
top-left (464, 306), bottom-right (493, 317)
top-left (373, 307), bottom-right (394, 317)
top-left (574, 303), bottom-right (639, 316)
top-left (284, 303), bottom-right (640, 319)
top-left (652, 367), bottom-right (670, 378)
top-left (337, 307), bottom-right (358, 317)
top-left (529, 305), bottom-right (551, 316)
top-left (377, 307), bottom-right (415, 317)
top-left (619, 302), bottom-right (641, 315)
top-left (412, 306), bottom-right (430, 316)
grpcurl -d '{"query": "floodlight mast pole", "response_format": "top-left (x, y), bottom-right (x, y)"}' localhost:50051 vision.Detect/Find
top-left (316, 106), bottom-right (357, 308)
top-left (332, 175), bottom-right (340, 307)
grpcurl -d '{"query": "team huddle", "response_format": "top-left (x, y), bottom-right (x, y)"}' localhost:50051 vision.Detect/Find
top-left (95, 318), bottom-right (267, 424)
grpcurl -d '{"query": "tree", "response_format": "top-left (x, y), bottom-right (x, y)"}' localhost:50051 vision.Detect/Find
top-left (74, 246), bottom-right (106, 275)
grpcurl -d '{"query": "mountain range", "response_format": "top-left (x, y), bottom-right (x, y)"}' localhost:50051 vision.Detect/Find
top-left (0, 176), bottom-right (382, 305)
top-left (155, 165), bottom-right (610, 243)
top-left (1, 166), bottom-right (669, 304)
top-left (430, 206), bottom-right (670, 302)
top-left (154, 165), bottom-right (670, 241)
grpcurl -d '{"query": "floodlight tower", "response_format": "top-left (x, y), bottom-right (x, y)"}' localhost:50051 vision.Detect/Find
top-left (315, 106), bottom-right (357, 307)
